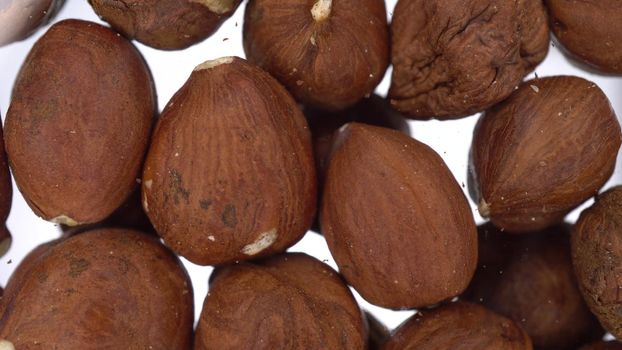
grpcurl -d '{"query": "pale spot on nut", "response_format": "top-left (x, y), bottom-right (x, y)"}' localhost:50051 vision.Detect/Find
top-left (241, 228), bottom-right (278, 256)
top-left (194, 57), bottom-right (235, 71)
top-left (143, 197), bottom-right (149, 213)
top-left (190, 0), bottom-right (237, 14)
top-left (311, 0), bottom-right (332, 22)
top-left (0, 340), bottom-right (15, 350)
top-left (478, 199), bottom-right (491, 218)
top-left (530, 84), bottom-right (540, 93)
top-left (144, 179), bottom-right (153, 190)
top-left (50, 215), bottom-right (79, 227)
top-left (208, 235), bottom-right (216, 242)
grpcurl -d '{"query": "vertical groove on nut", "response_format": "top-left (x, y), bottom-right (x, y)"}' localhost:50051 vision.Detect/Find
top-left (311, 0), bottom-right (332, 22)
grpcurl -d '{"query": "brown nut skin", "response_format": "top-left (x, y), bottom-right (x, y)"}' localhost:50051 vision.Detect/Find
top-left (0, 0), bottom-right (65, 47)
top-left (320, 122), bottom-right (477, 309)
top-left (382, 302), bottom-right (533, 350)
top-left (572, 186), bottom-right (622, 339)
top-left (0, 229), bottom-right (194, 349)
top-left (5, 19), bottom-right (156, 227)
top-left (580, 341), bottom-right (622, 350)
top-left (88, 0), bottom-right (241, 50)
top-left (389, 0), bottom-right (549, 120)
top-left (469, 76), bottom-right (621, 233)
top-left (142, 57), bottom-right (316, 266)
top-left (546, 1), bottom-right (622, 74)
top-left (463, 223), bottom-right (603, 350)
top-left (194, 253), bottom-right (367, 350)
top-left (0, 120), bottom-right (11, 258)
top-left (244, 0), bottom-right (389, 111)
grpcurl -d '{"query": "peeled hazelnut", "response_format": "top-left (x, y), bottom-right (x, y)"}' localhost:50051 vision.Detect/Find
top-left (321, 123), bottom-right (477, 309)
top-left (142, 57), bottom-right (316, 266)
top-left (0, 229), bottom-right (194, 349)
top-left (546, 1), bottom-right (622, 74)
top-left (194, 253), bottom-right (367, 349)
top-left (580, 341), bottom-right (622, 350)
top-left (0, 0), bottom-right (64, 47)
top-left (88, 0), bottom-right (241, 50)
top-left (5, 19), bottom-right (156, 227)
top-left (382, 302), bottom-right (533, 349)
top-left (572, 186), bottom-right (622, 338)
top-left (243, 0), bottom-right (389, 111)
top-left (464, 224), bottom-right (603, 350)
top-left (470, 76), bottom-right (621, 232)
top-left (389, 0), bottom-right (549, 119)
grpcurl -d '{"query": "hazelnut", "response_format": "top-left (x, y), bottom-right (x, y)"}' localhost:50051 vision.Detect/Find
top-left (194, 253), bottom-right (367, 349)
top-left (243, 0), bottom-right (389, 110)
top-left (470, 76), bottom-right (621, 232)
top-left (546, 0), bottom-right (622, 74)
top-left (580, 341), bottom-right (622, 350)
top-left (0, 229), bottom-right (194, 349)
top-left (5, 19), bottom-right (156, 227)
top-left (0, 0), bottom-right (64, 47)
top-left (142, 57), bottom-right (316, 266)
top-left (572, 186), bottom-right (622, 338)
top-left (88, 0), bottom-right (241, 50)
top-left (382, 302), bottom-right (533, 349)
top-left (321, 123), bottom-right (477, 309)
top-left (463, 223), bottom-right (603, 350)
top-left (389, 0), bottom-right (549, 119)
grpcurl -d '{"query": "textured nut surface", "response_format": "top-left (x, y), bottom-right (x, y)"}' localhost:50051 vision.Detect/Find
top-left (142, 57), bottom-right (316, 266)
top-left (88, 0), bottom-right (241, 50)
top-left (5, 19), bottom-right (155, 226)
top-left (0, 0), bottom-right (64, 47)
top-left (0, 229), bottom-right (194, 349)
top-left (470, 76), bottom-right (621, 232)
top-left (194, 253), bottom-right (367, 350)
top-left (321, 123), bottom-right (477, 309)
top-left (546, 0), bottom-right (622, 74)
top-left (389, 0), bottom-right (549, 119)
top-left (572, 186), bottom-right (622, 339)
top-left (382, 302), bottom-right (533, 350)
top-left (244, 0), bottom-right (389, 110)
top-left (464, 224), bottom-right (603, 350)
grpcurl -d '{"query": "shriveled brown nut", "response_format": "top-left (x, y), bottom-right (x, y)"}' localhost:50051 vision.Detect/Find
top-left (546, 0), bottom-right (622, 74)
top-left (88, 0), bottom-right (241, 50)
top-left (382, 302), bottom-right (533, 350)
top-left (194, 253), bottom-right (367, 350)
top-left (5, 19), bottom-right (156, 227)
top-left (321, 123), bottom-right (477, 309)
top-left (244, 0), bottom-right (389, 111)
top-left (572, 186), bottom-right (622, 339)
top-left (470, 76), bottom-right (621, 232)
top-left (0, 0), bottom-right (64, 47)
top-left (463, 223), bottom-right (603, 350)
top-left (389, 0), bottom-right (549, 119)
top-left (142, 57), bottom-right (316, 266)
top-left (0, 229), bottom-right (194, 349)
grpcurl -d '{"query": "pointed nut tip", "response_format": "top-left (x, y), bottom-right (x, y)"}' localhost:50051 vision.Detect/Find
top-left (50, 215), bottom-right (79, 227)
top-left (194, 57), bottom-right (235, 71)
top-left (311, 0), bottom-right (332, 22)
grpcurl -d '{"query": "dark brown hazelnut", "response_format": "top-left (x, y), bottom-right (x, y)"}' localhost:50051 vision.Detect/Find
top-left (0, 229), bottom-right (194, 349)
top-left (463, 223), bottom-right (603, 350)
top-left (194, 253), bottom-right (367, 349)
top-left (0, 0), bottom-right (64, 47)
top-left (572, 186), bottom-right (622, 339)
top-left (382, 302), bottom-right (533, 349)
top-left (470, 76), bottom-right (621, 232)
top-left (321, 123), bottom-right (477, 309)
top-left (546, 0), bottom-right (622, 74)
top-left (88, 0), bottom-right (241, 50)
top-left (142, 57), bottom-right (316, 266)
top-left (244, 0), bottom-right (389, 111)
top-left (580, 341), bottom-right (622, 350)
top-left (389, 0), bottom-right (549, 119)
top-left (5, 19), bottom-right (156, 227)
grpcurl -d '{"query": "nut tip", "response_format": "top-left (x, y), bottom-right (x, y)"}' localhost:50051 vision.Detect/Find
top-left (194, 57), bottom-right (235, 71)
top-left (190, 0), bottom-right (237, 14)
top-left (478, 199), bottom-right (491, 218)
top-left (311, 0), bottom-right (332, 22)
top-left (50, 215), bottom-right (79, 227)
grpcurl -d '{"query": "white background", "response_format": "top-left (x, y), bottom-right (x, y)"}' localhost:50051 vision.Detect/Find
top-left (1, 0), bottom-right (622, 331)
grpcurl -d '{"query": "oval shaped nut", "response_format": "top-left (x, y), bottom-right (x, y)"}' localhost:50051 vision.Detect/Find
top-left (88, 0), bottom-right (241, 50)
top-left (389, 0), bottom-right (549, 120)
top-left (0, 0), bottom-right (64, 47)
top-left (320, 123), bottom-right (477, 309)
top-left (194, 253), bottom-right (367, 350)
top-left (142, 57), bottom-right (316, 266)
top-left (572, 186), bottom-right (622, 339)
top-left (383, 302), bottom-right (533, 350)
top-left (470, 76), bottom-right (621, 232)
top-left (4, 19), bottom-right (156, 227)
top-left (0, 229), bottom-right (194, 349)
top-left (244, 0), bottom-right (389, 111)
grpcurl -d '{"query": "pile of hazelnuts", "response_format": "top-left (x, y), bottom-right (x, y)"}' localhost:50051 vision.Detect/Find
top-left (0, 0), bottom-right (621, 349)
